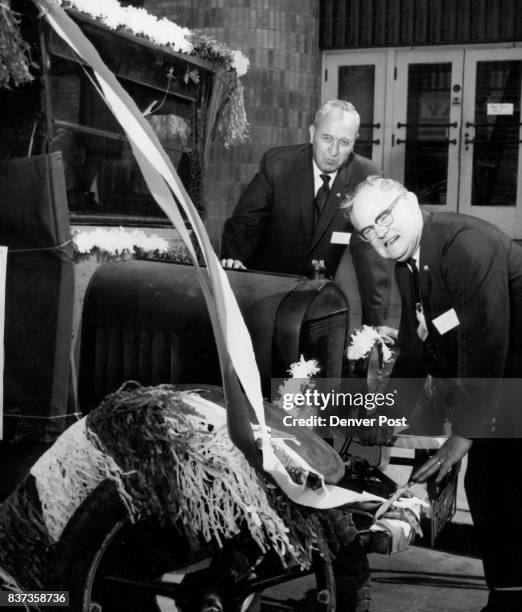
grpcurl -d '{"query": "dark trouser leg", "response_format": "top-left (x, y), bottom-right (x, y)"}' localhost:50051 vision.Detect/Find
top-left (465, 439), bottom-right (522, 611)
top-left (332, 536), bottom-right (372, 612)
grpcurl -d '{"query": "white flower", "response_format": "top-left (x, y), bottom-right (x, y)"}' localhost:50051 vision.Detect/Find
top-left (347, 325), bottom-right (393, 362)
top-left (153, 19), bottom-right (193, 53)
top-left (288, 355), bottom-right (320, 379)
top-left (230, 50), bottom-right (249, 77)
top-left (275, 356), bottom-right (320, 413)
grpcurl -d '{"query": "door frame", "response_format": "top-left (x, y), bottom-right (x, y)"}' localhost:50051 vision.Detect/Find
top-left (390, 48), bottom-right (464, 213)
top-left (322, 50), bottom-right (388, 167)
top-left (458, 47), bottom-right (522, 237)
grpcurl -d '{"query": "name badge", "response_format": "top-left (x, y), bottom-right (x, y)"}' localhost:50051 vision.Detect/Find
top-left (432, 308), bottom-right (460, 335)
top-left (330, 231), bottom-right (351, 245)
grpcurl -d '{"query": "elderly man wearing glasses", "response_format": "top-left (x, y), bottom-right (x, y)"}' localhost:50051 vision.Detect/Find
top-left (344, 174), bottom-right (522, 612)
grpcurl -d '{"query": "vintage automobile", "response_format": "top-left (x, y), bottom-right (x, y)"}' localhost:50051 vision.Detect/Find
top-left (0, 247), bottom-right (401, 611)
top-left (0, 3), bottom-right (448, 610)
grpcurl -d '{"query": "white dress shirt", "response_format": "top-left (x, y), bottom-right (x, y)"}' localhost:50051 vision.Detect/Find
top-left (312, 160), bottom-right (337, 197)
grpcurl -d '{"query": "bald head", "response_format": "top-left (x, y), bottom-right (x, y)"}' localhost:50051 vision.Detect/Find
top-left (344, 176), bottom-right (423, 262)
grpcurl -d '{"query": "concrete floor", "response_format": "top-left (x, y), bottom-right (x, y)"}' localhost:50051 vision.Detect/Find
top-left (370, 544), bottom-right (487, 612)
top-left (260, 534), bottom-right (486, 612)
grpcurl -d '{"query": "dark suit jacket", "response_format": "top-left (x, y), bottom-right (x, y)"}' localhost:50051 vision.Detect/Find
top-left (393, 212), bottom-right (522, 436)
top-left (221, 144), bottom-right (393, 325)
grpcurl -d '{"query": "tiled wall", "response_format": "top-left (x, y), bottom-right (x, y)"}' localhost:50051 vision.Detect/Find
top-left (145, 0), bottom-right (322, 248)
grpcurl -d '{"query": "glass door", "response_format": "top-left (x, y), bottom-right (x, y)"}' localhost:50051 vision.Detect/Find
top-left (459, 49), bottom-right (522, 237)
top-left (391, 50), bottom-right (463, 211)
top-left (322, 46), bottom-right (522, 238)
top-left (322, 51), bottom-right (387, 167)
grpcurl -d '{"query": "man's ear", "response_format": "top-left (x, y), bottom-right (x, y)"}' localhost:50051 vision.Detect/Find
top-left (309, 124), bottom-right (315, 143)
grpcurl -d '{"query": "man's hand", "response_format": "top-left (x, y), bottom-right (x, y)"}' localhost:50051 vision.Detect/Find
top-left (411, 434), bottom-right (473, 484)
top-left (221, 259), bottom-right (247, 270)
top-left (376, 325), bottom-right (398, 345)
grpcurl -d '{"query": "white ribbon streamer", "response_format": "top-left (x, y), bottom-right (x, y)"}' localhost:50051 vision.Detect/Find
top-left (35, 0), bottom-right (382, 508)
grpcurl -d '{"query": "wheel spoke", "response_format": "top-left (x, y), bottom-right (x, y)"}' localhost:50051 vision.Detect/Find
top-left (258, 598), bottom-right (298, 611)
top-left (240, 568), bottom-right (315, 592)
top-left (103, 575), bottom-right (182, 599)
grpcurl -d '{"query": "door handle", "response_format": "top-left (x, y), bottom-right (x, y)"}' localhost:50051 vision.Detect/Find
top-left (466, 121), bottom-right (522, 128)
top-left (465, 138), bottom-right (522, 146)
top-left (394, 138), bottom-right (457, 145)
top-left (397, 121), bottom-right (458, 128)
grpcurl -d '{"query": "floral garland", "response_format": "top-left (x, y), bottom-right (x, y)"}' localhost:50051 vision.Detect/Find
top-left (189, 31), bottom-right (250, 147)
top-left (56, 0), bottom-right (250, 146)
top-left (57, 0), bottom-right (250, 77)
top-left (0, 0), bottom-right (33, 88)
top-left (215, 78), bottom-right (250, 148)
top-left (73, 227), bottom-right (168, 258)
top-left (1, 0), bottom-right (249, 146)
top-left (58, 0), bottom-right (194, 53)
top-left (189, 31), bottom-right (249, 77)
top-left (72, 227), bottom-right (191, 263)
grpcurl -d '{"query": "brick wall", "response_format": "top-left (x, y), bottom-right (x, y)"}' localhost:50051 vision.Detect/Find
top-left (145, 0), bottom-right (322, 248)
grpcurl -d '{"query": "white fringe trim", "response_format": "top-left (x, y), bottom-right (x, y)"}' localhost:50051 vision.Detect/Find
top-left (30, 418), bottom-right (131, 543)
top-left (29, 411), bottom-right (297, 564)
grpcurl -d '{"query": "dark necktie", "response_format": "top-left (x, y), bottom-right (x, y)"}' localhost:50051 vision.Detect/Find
top-left (407, 257), bottom-right (421, 309)
top-left (314, 173), bottom-right (331, 223)
top-left (407, 257), bottom-right (428, 342)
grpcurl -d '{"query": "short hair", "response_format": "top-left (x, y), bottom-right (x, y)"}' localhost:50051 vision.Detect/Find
top-left (340, 175), bottom-right (406, 217)
top-left (313, 99), bottom-right (360, 129)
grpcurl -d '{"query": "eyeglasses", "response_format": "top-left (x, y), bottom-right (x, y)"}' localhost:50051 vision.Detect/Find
top-left (359, 192), bottom-right (406, 242)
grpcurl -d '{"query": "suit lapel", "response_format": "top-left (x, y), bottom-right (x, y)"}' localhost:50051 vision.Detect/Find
top-left (290, 146), bottom-right (314, 239)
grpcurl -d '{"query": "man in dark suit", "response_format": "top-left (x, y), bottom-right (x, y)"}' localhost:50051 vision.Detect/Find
top-left (221, 99), bottom-right (393, 327)
top-left (347, 175), bottom-right (522, 611)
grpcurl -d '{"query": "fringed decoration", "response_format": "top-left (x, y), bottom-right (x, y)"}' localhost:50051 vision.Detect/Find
top-left (267, 486), bottom-right (331, 566)
top-left (30, 418), bottom-right (133, 543)
top-left (0, 477), bottom-right (52, 589)
top-left (85, 383), bottom-right (300, 565)
top-left (0, 383), bottom-right (358, 589)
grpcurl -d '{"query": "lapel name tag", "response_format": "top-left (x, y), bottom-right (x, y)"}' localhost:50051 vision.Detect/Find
top-left (330, 231), bottom-right (351, 245)
top-left (432, 308), bottom-right (460, 335)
